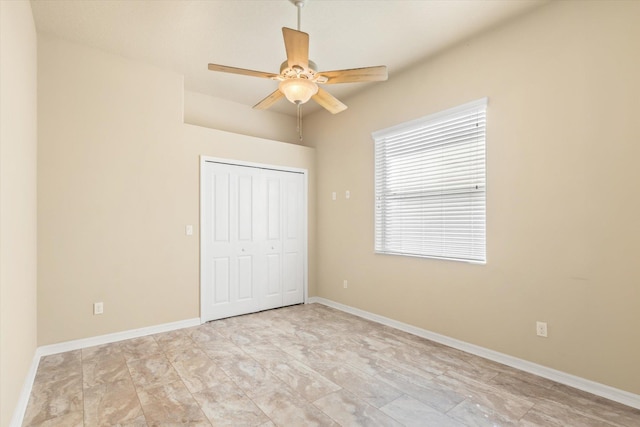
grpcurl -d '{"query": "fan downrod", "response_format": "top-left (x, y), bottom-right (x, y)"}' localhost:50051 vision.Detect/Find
top-left (288, 0), bottom-right (306, 31)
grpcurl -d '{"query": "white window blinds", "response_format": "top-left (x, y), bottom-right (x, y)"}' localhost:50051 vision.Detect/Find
top-left (373, 98), bottom-right (487, 263)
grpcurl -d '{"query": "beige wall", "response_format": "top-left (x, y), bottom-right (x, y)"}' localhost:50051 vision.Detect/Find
top-left (304, 0), bottom-right (640, 394)
top-left (0, 1), bottom-right (39, 426)
top-left (184, 90), bottom-right (299, 145)
top-left (37, 35), bottom-right (315, 346)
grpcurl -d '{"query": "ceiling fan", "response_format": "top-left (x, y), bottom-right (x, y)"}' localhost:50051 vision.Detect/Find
top-left (207, 0), bottom-right (388, 116)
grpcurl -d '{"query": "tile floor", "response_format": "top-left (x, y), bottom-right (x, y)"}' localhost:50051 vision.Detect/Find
top-left (23, 303), bottom-right (640, 426)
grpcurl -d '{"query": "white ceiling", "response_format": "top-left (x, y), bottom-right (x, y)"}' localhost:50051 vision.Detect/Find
top-left (30, 0), bottom-right (547, 115)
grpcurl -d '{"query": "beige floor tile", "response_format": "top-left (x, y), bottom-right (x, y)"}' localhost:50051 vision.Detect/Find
top-left (377, 345), bottom-right (448, 378)
top-left (268, 358), bottom-right (342, 402)
top-left (219, 355), bottom-right (284, 397)
top-left (83, 379), bottom-right (145, 427)
top-left (314, 389), bottom-right (403, 426)
top-left (380, 395), bottom-right (465, 427)
top-left (27, 410), bottom-right (84, 427)
top-left (518, 405), bottom-right (617, 427)
top-left (171, 354), bottom-right (231, 394)
top-left (23, 373), bottom-right (83, 426)
top-left (436, 372), bottom-right (535, 423)
top-left (82, 354), bottom-right (129, 388)
top-left (321, 364), bottom-right (404, 408)
top-left (164, 346), bottom-right (209, 364)
top-left (532, 384), bottom-right (640, 427)
top-left (81, 343), bottom-right (123, 363)
top-left (119, 336), bottom-right (163, 362)
top-left (193, 382), bottom-right (269, 426)
top-left (197, 339), bottom-right (247, 363)
top-left (250, 386), bottom-right (339, 427)
top-left (152, 329), bottom-right (196, 353)
top-left (38, 351), bottom-right (82, 373)
top-left (126, 354), bottom-right (181, 390)
top-left (136, 380), bottom-right (210, 426)
top-left (371, 362), bottom-right (465, 413)
top-left (447, 398), bottom-right (522, 427)
top-left (186, 324), bottom-right (226, 344)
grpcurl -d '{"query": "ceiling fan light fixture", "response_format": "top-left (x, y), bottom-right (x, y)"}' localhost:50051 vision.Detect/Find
top-left (279, 78), bottom-right (318, 105)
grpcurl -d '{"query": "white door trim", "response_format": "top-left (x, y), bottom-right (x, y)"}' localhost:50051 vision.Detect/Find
top-left (199, 156), bottom-right (308, 323)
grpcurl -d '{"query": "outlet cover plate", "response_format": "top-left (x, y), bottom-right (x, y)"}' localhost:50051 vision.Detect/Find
top-left (536, 321), bottom-right (547, 337)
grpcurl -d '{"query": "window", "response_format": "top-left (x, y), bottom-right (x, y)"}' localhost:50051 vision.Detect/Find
top-left (373, 98), bottom-right (487, 263)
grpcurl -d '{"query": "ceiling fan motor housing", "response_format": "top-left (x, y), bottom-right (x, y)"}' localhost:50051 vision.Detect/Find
top-left (280, 60), bottom-right (317, 78)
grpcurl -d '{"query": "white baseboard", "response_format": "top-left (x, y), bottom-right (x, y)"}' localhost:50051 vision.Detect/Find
top-left (307, 296), bottom-right (640, 410)
top-left (9, 351), bottom-right (41, 427)
top-left (36, 317), bottom-right (201, 357)
top-left (9, 317), bottom-right (201, 427)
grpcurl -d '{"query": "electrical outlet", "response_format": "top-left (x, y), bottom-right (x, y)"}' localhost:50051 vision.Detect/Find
top-left (94, 302), bottom-right (104, 315)
top-left (343, 280), bottom-right (348, 289)
top-left (536, 321), bottom-right (547, 337)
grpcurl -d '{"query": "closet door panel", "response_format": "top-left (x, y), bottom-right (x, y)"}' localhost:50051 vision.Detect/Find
top-left (261, 174), bottom-right (283, 310)
top-left (282, 174), bottom-right (304, 305)
top-left (212, 258), bottom-right (230, 304)
top-left (237, 255), bottom-right (253, 301)
top-left (202, 163), bottom-right (260, 321)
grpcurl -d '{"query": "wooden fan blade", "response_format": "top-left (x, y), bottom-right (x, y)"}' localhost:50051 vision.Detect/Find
top-left (317, 66), bottom-right (388, 84)
top-left (253, 89), bottom-right (285, 110)
top-left (208, 63), bottom-right (279, 79)
top-left (312, 87), bottom-right (347, 114)
top-left (282, 27), bottom-right (309, 69)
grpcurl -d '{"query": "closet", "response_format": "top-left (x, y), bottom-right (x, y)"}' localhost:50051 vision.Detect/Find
top-left (201, 159), bottom-right (306, 322)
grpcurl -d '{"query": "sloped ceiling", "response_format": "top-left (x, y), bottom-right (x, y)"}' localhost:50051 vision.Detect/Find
top-left (31, 0), bottom-right (547, 115)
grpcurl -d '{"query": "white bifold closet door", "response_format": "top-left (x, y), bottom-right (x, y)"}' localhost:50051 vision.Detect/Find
top-left (201, 160), bottom-right (305, 322)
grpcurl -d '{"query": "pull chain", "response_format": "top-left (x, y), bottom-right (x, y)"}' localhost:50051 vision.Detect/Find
top-left (294, 0), bottom-right (305, 142)
top-left (297, 103), bottom-right (303, 141)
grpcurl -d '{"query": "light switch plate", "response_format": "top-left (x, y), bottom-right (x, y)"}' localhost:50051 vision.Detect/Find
top-left (93, 302), bottom-right (104, 315)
